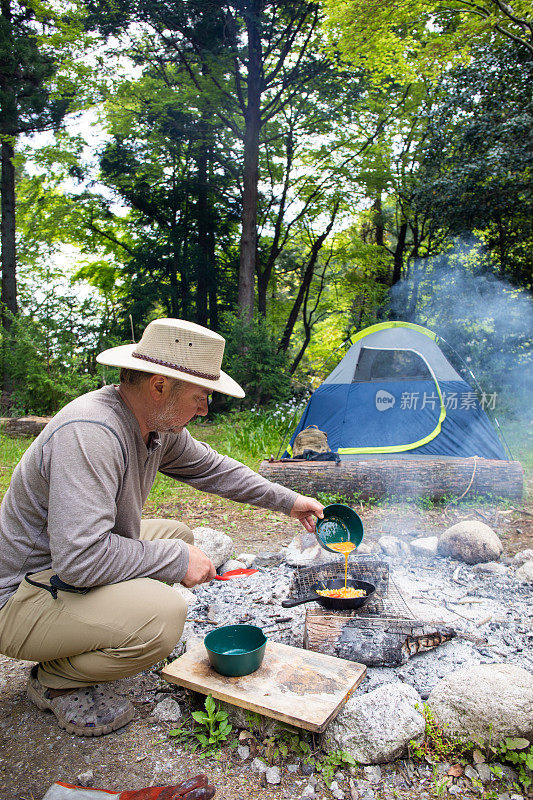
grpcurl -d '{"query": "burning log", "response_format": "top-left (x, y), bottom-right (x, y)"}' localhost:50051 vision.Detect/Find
top-left (259, 457), bottom-right (523, 502)
top-left (304, 612), bottom-right (457, 667)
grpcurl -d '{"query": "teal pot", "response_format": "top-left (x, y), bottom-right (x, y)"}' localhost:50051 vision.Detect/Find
top-left (204, 624), bottom-right (267, 677)
top-left (316, 503), bottom-right (364, 553)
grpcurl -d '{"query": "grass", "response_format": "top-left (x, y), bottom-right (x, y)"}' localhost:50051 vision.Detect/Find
top-left (1, 410), bottom-right (531, 506)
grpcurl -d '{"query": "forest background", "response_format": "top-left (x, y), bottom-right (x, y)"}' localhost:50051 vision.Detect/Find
top-left (0, 0), bottom-right (532, 452)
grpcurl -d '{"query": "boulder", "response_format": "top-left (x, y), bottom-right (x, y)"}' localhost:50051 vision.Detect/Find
top-left (437, 521), bottom-right (502, 564)
top-left (219, 558), bottom-right (246, 574)
top-left (325, 682), bottom-right (425, 764)
top-left (192, 527), bottom-right (233, 568)
top-left (284, 532), bottom-right (336, 567)
top-left (427, 663), bottom-right (533, 743)
top-left (410, 536), bottom-right (439, 557)
top-left (513, 549), bottom-right (533, 567)
top-left (516, 561), bottom-right (533, 583)
top-left (235, 552), bottom-right (257, 567)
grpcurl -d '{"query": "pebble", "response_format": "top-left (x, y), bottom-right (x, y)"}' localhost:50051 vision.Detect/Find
top-left (76, 770), bottom-right (94, 787)
top-left (363, 765), bottom-right (382, 784)
top-left (464, 765), bottom-right (478, 780)
top-left (237, 744), bottom-right (250, 760)
top-left (287, 763), bottom-right (299, 773)
top-left (329, 780), bottom-right (345, 799)
top-left (301, 786), bottom-right (316, 799)
top-left (266, 765), bottom-right (281, 784)
top-left (152, 697), bottom-right (182, 723)
top-left (448, 786), bottom-right (462, 796)
top-left (251, 757), bottom-right (268, 773)
top-left (475, 762), bottom-right (492, 783)
top-left (301, 761), bottom-right (315, 775)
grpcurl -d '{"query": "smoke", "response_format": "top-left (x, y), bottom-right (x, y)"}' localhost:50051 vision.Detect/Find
top-left (390, 237), bottom-right (533, 423)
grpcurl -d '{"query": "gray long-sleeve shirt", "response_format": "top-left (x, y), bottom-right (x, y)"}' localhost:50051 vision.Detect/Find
top-left (0, 386), bottom-right (298, 608)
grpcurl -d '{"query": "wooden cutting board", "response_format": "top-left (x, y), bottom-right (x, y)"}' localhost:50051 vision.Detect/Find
top-left (161, 640), bottom-right (366, 732)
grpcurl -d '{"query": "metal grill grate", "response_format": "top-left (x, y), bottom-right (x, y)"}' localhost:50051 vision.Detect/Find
top-left (292, 555), bottom-right (416, 621)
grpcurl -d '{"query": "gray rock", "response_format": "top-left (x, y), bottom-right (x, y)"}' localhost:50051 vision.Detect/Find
top-left (254, 551), bottom-right (285, 567)
top-left (475, 763), bottom-right (493, 783)
top-left (464, 765), bottom-right (479, 780)
top-left (378, 536), bottom-right (403, 557)
top-left (301, 761), bottom-right (315, 775)
top-left (235, 552), bottom-right (257, 567)
top-left (438, 521), bottom-right (502, 564)
top-left (329, 780), bottom-right (345, 799)
top-left (363, 765), bottom-right (382, 783)
top-left (171, 584), bottom-right (198, 606)
top-left (301, 786), bottom-right (316, 799)
top-left (152, 697), bottom-right (182, 723)
top-left (266, 765), bottom-right (281, 784)
top-left (410, 537), bottom-right (439, 557)
top-left (76, 770), bottom-right (94, 787)
top-left (251, 757), bottom-right (268, 773)
top-left (192, 527), bottom-right (233, 567)
top-left (237, 744), bottom-right (250, 760)
top-left (287, 763), bottom-right (299, 773)
top-left (326, 682), bottom-right (425, 764)
top-left (220, 559), bottom-right (246, 574)
top-left (284, 532), bottom-right (337, 566)
top-left (448, 786), bottom-right (462, 796)
top-left (220, 702), bottom-right (278, 736)
top-left (472, 561), bottom-right (508, 575)
top-left (513, 549), bottom-right (533, 567)
top-left (516, 561), bottom-right (533, 582)
top-left (427, 663), bottom-right (533, 742)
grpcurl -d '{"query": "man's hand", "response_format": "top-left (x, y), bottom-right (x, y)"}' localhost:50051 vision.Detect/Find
top-left (181, 544), bottom-right (216, 587)
top-left (289, 494), bottom-right (324, 533)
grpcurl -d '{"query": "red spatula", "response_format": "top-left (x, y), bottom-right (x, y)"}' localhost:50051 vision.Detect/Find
top-left (213, 568), bottom-right (259, 581)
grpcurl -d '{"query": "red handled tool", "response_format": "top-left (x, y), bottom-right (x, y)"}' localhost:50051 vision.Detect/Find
top-left (213, 568), bottom-right (258, 581)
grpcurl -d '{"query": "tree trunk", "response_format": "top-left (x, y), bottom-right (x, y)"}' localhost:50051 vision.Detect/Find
top-left (238, 1), bottom-right (263, 321)
top-left (196, 136), bottom-right (209, 326)
top-left (259, 457), bottom-right (524, 502)
top-left (392, 221), bottom-right (407, 285)
top-left (1, 138), bottom-right (18, 326)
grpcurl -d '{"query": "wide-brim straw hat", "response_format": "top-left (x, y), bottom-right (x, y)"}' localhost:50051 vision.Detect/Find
top-left (96, 318), bottom-right (245, 398)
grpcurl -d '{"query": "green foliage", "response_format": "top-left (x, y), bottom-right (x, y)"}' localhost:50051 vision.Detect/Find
top-left (487, 737), bottom-right (533, 791)
top-left (168, 695), bottom-right (233, 760)
top-left (409, 704), bottom-right (474, 763)
top-left (219, 313), bottom-right (296, 407)
top-left (214, 402), bottom-right (305, 463)
top-left (322, 0), bottom-right (533, 83)
top-left (263, 725), bottom-right (313, 765)
top-left (315, 749), bottom-right (358, 787)
top-left (0, 312), bottom-right (103, 415)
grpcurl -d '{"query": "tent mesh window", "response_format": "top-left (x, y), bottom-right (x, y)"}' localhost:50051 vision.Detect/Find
top-left (290, 556), bottom-right (415, 621)
top-left (353, 348), bottom-right (432, 382)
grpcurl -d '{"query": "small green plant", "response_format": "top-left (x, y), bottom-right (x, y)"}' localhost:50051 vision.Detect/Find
top-left (431, 765), bottom-right (451, 797)
top-left (409, 704), bottom-right (474, 763)
top-left (490, 737), bottom-right (533, 791)
top-left (169, 695), bottom-right (233, 759)
top-left (315, 749), bottom-right (358, 787)
top-left (263, 724), bottom-right (313, 764)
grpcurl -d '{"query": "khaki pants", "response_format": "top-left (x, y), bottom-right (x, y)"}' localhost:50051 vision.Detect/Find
top-left (0, 520), bottom-right (192, 689)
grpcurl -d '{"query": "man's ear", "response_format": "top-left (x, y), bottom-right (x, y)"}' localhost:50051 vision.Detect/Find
top-left (149, 374), bottom-right (167, 397)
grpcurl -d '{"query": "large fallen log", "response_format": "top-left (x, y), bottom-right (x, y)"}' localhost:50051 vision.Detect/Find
top-left (259, 456), bottom-right (524, 502)
top-left (0, 416), bottom-right (51, 436)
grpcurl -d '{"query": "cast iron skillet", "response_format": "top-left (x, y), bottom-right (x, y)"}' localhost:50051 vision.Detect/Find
top-left (281, 578), bottom-right (376, 611)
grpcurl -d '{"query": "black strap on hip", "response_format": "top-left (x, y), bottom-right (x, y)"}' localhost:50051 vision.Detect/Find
top-left (24, 573), bottom-right (91, 599)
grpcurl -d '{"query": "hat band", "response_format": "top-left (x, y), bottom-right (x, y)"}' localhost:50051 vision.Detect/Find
top-left (132, 351), bottom-right (220, 381)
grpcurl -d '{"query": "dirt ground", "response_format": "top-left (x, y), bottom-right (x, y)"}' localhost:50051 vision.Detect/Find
top-left (1, 498), bottom-right (532, 800)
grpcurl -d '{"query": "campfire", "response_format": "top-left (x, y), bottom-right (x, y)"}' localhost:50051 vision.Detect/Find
top-left (291, 556), bottom-right (458, 667)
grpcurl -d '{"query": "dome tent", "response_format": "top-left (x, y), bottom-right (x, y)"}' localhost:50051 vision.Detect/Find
top-left (285, 321), bottom-right (507, 461)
